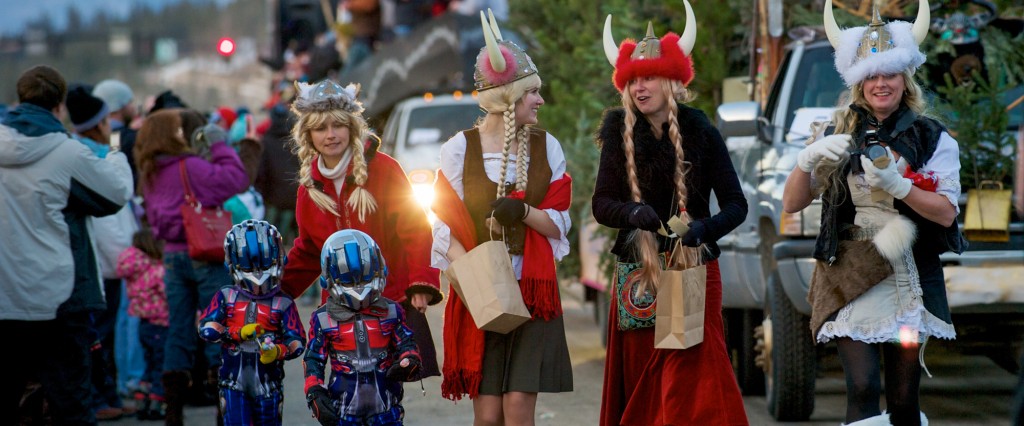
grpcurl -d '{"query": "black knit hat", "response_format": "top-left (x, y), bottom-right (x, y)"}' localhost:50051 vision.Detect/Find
top-left (66, 86), bottom-right (109, 133)
top-left (149, 90), bottom-right (188, 114)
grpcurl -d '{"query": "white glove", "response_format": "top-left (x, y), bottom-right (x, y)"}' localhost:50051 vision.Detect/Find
top-left (861, 147), bottom-right (912, 199)
top-left (797, 134), bottom-right (852, 173)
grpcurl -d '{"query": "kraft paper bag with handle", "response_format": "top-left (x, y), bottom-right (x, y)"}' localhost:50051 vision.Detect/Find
top-left (446, 240), bottom-right (531, 334)
top-left (654, 240), bottom-right (707, 349)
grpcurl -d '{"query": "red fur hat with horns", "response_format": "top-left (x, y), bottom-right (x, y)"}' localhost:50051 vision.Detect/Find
top-left (604, 0), bottom-right (698, 92)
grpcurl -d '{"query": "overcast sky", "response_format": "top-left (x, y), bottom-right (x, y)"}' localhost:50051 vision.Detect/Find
top-left (0, 0), bottom-right (232, 35)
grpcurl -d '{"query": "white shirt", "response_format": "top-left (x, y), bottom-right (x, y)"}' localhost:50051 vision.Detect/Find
top-left (430, 130), bottom-right (571, 278)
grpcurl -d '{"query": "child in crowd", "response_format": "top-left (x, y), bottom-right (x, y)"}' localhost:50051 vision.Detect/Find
top-left (116, 226), bottom-right (168, 420)
top-left (304, 229), bottom-right (421, 426)
top-left (198, 220), bottom-right (306, 425)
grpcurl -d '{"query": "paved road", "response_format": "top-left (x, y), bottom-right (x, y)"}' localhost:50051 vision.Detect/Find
top-left (112, 283), bottom-right (1018, 425)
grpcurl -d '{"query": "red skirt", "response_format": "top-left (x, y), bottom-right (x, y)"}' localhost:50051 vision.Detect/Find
top-left (599, 260), bottom-right (748, 426)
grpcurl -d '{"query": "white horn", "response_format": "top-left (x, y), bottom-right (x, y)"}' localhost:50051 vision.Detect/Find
top-left (481, 11), bottom-right (506, 73)
top-left (603, 14), bottom-right (618, 66)
top-left (678, 0), bottom-right (696, 56)
top-left (911, 0), bottom-right (930, 45)
top-left (823, 0), bottom-right (841, 50)
top-left (487, 9), bottom-right (503, 41)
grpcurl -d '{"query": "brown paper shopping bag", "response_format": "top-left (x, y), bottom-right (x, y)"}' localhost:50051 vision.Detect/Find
top-left (654, 264), bottom-right (707, 349)
top-left (447, 240), bottom-right (531, 334)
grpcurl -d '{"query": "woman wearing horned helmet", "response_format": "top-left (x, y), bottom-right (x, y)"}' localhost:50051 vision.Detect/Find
top-left (782, 0), bottom-right (965, 424)
top-left (592, 2), bottom-right (749, 424)
top-left (430, 9), bottom-right (574, 424)
top-left (279, 79), bottom-right (444, 380)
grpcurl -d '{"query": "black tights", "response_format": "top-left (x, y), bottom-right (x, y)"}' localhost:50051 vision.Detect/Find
top-left (836, 338), bottom-right (922, 425)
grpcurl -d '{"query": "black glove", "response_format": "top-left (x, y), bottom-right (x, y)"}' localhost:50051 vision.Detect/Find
top-left (490, 197), bottom-right (527, 226)
top-left (680, 220), bottom-right (707, 247)
top-left (386, 356), bottom-right (422, 382)
top-left (306, 387), bottom-right (339, 426)
top-left (627, 204), bottom-right (662, 232)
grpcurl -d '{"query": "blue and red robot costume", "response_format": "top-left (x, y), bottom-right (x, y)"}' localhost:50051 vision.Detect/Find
top-left (304, 229), bottom-right (421, 426)
top-left (199, 220), bottom-right (306, 426)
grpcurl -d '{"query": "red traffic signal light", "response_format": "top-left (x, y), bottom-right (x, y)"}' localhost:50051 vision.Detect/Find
top-left (217, 37), bottom-right (236, 57)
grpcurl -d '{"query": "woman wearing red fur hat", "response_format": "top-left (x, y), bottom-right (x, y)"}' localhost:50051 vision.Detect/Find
top-left (431, 9), bottom-right (574, 425)
top-left (592, 2), bottom-right (748, 424)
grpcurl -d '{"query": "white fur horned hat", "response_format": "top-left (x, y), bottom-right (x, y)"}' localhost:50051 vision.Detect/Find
top-left (824, 0), bottom-right (930, 87)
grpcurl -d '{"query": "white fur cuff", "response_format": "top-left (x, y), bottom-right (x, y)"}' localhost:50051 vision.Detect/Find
top-left (872, 215), bottom-right (917, 265)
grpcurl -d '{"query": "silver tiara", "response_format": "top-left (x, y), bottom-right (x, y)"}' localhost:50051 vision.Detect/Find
top-left (292, 80), bottom-right (364, 114)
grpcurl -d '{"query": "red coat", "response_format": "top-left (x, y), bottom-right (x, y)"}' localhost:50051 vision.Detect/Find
top-left (281, 146), bottom-right (441, 304)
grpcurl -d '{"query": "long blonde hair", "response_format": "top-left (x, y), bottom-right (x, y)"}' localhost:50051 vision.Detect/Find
top-left (477, 73), bottom-right (542, 197)
top-left (815, 70), bottom-right (927, 198)
top-left (621, 78), bottom-right (701, 290)
top-left (291, 108), bottom-right (377, 222)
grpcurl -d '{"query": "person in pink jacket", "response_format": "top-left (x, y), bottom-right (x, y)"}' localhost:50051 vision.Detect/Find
top-left (116, 227), bottom-right (169, 420)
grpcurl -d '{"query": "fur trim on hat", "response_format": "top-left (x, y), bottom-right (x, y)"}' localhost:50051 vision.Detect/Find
top-left (612, 32), bottom-right (694, 91)
top-left (475, 44), bottom-right (518, 89)
top-left (871, 214), bottom-right (917, 266)
top-left (835, 21), bottom-right (925, 87)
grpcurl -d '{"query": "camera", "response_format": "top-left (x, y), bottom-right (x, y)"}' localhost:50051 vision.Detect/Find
top-left (851, 129), bottom-right (888, 173)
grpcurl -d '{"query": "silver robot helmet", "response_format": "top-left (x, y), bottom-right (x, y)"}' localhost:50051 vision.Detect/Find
top-left (319, 229), bottom-right (388, 310)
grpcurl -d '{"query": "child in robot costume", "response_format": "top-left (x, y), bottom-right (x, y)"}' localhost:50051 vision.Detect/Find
top-left (304, 229), bottom-right (422, 426)
top-left (198, 220), bottom-right (307, 425)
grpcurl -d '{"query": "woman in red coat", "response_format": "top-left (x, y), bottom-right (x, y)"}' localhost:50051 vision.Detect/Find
top-left (279, 80), bottom-right (443, 378)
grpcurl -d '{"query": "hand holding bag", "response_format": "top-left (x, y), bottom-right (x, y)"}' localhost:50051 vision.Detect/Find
top-left (654, 240), bottom-right (706, 349)
top-left (445, 223), bottom-right (531, 334)
top-left (178, 161), bottom-right (233, 263)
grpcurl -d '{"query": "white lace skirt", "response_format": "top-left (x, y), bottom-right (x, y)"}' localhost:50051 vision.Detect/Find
top-left (816, 248), bottom-right (956, 344)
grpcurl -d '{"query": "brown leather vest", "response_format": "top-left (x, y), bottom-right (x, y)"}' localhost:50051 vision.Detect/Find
top-left (462, 128), bottom-right (551, 254)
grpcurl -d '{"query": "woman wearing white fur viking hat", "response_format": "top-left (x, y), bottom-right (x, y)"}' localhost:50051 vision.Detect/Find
top-left (782, 1), bottom-right (966, 424)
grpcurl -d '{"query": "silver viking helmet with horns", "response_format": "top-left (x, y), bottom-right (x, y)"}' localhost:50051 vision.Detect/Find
top-left (824, 0), bottom-right (930, 87)
top-left (473, 9), bottom-right (538, 91)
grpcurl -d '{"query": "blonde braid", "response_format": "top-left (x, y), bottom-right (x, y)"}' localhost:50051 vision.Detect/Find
top-left (666, 93), bottom-right (704, 267)
top-left (514, 125), bottom-right (530, 192)
top-left (291, 113), bottom-right (339, 216)
top-left (621, 99), bottom-right (661, 294)
top-left (495, 108), bottom-right (516, 198)
top-left (346, 139), bottom-right (378, 223)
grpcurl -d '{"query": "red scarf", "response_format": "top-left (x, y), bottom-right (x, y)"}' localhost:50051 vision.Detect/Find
top-left (433, 170), bottom-right (572, 400)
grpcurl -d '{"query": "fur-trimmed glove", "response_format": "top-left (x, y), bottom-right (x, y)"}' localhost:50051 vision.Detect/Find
top-left (797, 134), bottom-right (851, 173)
top-left (861, 147), bottom-right (912, 199)
top-left (306, 387), bottom-right (339, 426)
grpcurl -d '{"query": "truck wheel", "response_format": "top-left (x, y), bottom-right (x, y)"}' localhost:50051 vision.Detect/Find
top-left (725, 309), bottom-right (766, 395)
top-left (764, 270), bottom-right (816, 421)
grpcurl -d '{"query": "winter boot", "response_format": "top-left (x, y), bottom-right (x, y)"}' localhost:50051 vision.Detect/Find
top-left (161, 370), bottom-right (191, 426)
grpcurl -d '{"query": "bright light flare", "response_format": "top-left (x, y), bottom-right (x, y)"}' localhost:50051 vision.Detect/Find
top-left (217, 37), bottom-right (236, 56)
top-left (898, 325), bottom-right (919, 349)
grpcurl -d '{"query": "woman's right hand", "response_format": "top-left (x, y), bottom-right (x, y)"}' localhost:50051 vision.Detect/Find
top-left (796, 134), bottom-right (851, 173)
top-left (628, 204), bottom-right (662, 232)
